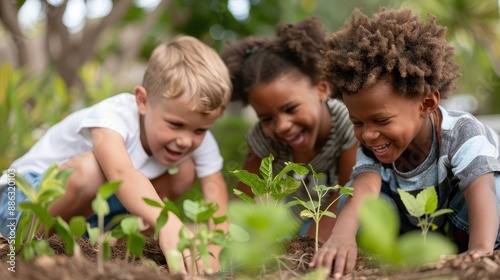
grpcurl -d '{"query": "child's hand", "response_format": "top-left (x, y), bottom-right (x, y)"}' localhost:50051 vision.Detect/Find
top-left (310, 233), bottom-right (358, 279)
top-left (158, 227), bottom-right (205, 275)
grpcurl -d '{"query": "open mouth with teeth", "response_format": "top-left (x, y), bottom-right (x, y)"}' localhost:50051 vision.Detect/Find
top-left (165, 147), bottom-right (183, 161)
top-left (372, 143), bottom-right (390, 154)
top-left (283, 132), bottom-right (305, 148)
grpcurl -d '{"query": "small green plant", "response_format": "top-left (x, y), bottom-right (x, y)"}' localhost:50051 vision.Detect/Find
top-left (144, 198), bottom-right (229, 275)
top-left (231, 154), bottom-right (353, 252)
top-left (285, 164), bottom-right (353, 252)
top-left (14, 164), bottom-right (86, 259)
top-left (86, 181), bottom-right (122, 273)
top-left (231, 154), bottom-right (303, 208)
top-left (357, 196), bottom-right (457, 269)
top-left (109, 216), bottom-right (147, 262)
top-left (397, 186), bottom-right (454, 242)
top-left (224, 201), bottom-right (299, 276)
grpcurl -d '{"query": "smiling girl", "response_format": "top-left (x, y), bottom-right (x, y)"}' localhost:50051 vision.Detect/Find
top-left (221, 17), bottom-right (358, 242)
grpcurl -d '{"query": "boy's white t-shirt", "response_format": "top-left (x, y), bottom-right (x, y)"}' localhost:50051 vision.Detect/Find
top-left (1, 93), bottom-right (223, 182)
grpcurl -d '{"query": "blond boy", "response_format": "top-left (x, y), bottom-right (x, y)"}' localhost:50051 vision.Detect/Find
top-left (0, 36), bottom-right (232, 274)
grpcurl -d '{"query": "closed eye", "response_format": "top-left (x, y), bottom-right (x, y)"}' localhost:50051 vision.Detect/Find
top-left (195, 129), bottom-right (208, 135)
top-left (168, 121), bottom-right (183, 129)
top-left (284, 106), bottom-right (297, 114)
top-left (374, 118), bottom-right (389, 124)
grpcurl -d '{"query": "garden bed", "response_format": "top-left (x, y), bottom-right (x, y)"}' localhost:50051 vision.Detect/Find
top-left (1, 235), bottom-right (499, 279)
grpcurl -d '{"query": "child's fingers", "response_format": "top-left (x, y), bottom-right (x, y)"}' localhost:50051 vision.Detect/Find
top-left (332, 249), bottom-right (348, 279)
top-left (310, 247), bottom-right (335, 272)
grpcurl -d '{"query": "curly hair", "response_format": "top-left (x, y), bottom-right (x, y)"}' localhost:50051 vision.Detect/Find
top-left (320, 8), bottom-right (461, 100)
top-left (221, 17), bottom-right (329, 105)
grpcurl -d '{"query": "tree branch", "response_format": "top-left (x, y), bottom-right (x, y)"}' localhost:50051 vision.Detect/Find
top-left (0, 1), bottom-right (29, 67)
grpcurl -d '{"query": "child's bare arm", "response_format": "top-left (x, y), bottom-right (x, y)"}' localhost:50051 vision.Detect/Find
top-left (91, 128), bottom-right (202, 274)
top-left (463, 172), bottom-right (498, 254)
top-left (310, 171), bottom-right (381, 279)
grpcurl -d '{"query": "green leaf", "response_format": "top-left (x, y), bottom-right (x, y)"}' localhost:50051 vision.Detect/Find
top-left (54, 217), bottom-right (76, 255)
top-left (417, 187), bottom-right (438, 214)
top-left (233, 189), bottom-right (256, 205)
top-left (397, 231), bottom-right (457, 267)
top-left (128, 233), bottom-right (146, 258)
top-left (121, 216), bottom-right (140, 235)
top-left (430, 208), bottom-right (454, 218)
top-left (86, 224), bottom-right (100, 246)
top-left (155, 207), bottom-right (169, 240)
top-left (166, 250), bottom-right (183, 274)
top-left (91, 195), bottom-right (110, 217)
top-left (228, 223), bottom-right (250, 242)
top-left (231, 170), bottom-right (267, 196)
top-left (102, 234), bottom-right (112, 261)
top-left (271, 175), bottom-right (301, 201)
top-left (299, 267), bottom-right (329, 280)
top-left (14, 173), bottom-right (38, 203)
top-left (97, 181), bottom-right (121, 200)
top-left (300, 209), bottom-right (314, 219)
top-left (322, 210), bottom-right (336, 219)
top-left (290, 163), bottom-right (309, 176)
top-left (33, 239), bottom-right (55, 257)
top-left (259, 154), bottom-right (274, 181)
top-left (397, 189), bottom-right (425, 218)
top-left (19, 203), bottom-right (55, 230)
top-left (143, 198), bottom-right (163, 208)
top-left (358, 197), bottom-right (399, 261)
top-left (338, 185), bottom-right (354, 196)
top-left (212, 215), bottom-right (227, 225)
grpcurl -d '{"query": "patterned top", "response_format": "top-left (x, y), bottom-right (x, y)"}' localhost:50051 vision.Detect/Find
top-left (247, 98), bottom-right (357, 218)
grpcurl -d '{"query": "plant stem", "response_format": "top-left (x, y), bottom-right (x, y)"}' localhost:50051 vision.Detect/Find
top-left (97, 214), bottom-right (104, 273)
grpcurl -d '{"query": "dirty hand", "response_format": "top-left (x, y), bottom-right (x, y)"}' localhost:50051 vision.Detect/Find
top-left (309, 234), bottom-right (358, 279)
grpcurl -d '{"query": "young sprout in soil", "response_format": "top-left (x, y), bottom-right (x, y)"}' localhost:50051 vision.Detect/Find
top-left (285, 164), bottom-right (353, 252)
top-left (358, 196), bottom-right (456, 269)
top-left (110, 216), bottom-right (146, 262)
top-left (231, 154), bottom-right (303, 208)
top-left (86, 181), bottom-right (121, 273)
top-left (144, 197), bottom-right (228, 275)
top-left (14, 164), bottom-right (83, 260)
top-left (397, 186), bottom-right (454, 242)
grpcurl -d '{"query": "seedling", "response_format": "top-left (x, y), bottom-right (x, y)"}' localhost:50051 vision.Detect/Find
top-left (144, 197), bottom-right (228, 275)
top-left (231, 155), bottom-right (353, 252)
top-left (110, 216), bottom-right (146, 262)
top-left (14, 164), bottom-right (84, 260)
top-left (285, 164), bottom-right (353, 251)
top-left (397, 186), bottom-right (453, 242)
top-left (231, 154), bottom-right (303, 208)
top-left (225, 201), bottom-right (299, 276)
top-left (86, 181), bottom-right (121, 273)
top-left (358, 196), bottom-right (456, 269)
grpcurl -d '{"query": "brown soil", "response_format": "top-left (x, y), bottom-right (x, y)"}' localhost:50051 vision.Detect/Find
top-left (1, 235), bottom-right (500, 279)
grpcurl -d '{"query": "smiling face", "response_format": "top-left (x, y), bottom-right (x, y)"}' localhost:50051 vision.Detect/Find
top-left (248, 74), bottom-right (331, 154)
top-left (342, 77), bottom-right (437, 167)
top-left (135, 86), bottom-right (223, 166)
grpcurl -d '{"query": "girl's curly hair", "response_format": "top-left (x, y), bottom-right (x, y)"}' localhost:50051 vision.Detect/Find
top-left (221, 17), bottom-right (329, 105)
top-left (321, 8), bottom-right (461, 100)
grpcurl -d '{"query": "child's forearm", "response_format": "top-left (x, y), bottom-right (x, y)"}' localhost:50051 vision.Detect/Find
top-left (464, 174), bottom-right (498, 252)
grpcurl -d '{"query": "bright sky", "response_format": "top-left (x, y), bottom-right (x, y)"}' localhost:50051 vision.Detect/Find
top-left (18, 0), bottom-right (250, 33)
